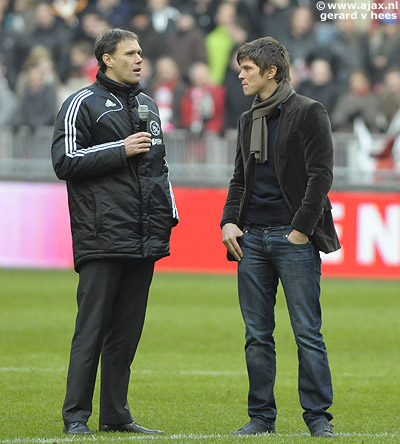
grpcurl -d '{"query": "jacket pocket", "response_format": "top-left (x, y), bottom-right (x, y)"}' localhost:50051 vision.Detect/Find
top-left (71, 192), bottom-right (102, 238)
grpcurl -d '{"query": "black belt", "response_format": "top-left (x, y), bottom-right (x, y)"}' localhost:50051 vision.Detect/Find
top-left (245, 222), bottom-right (292, 234)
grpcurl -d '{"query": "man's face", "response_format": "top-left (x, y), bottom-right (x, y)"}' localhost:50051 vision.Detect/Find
top-left (238, 57), bottom-right (272, 98)
top-left (104, 38), bottom-right (143, 85)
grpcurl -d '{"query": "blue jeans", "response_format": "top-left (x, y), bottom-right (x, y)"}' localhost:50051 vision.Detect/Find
top-left (237, 224), bottom-right (333, 428)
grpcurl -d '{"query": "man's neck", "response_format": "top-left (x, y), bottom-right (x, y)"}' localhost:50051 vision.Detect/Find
top-left (259, 81), bottom-right (279, 101)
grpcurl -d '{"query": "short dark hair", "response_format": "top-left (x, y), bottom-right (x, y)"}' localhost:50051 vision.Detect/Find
top-left (236, 37), bottom-right (291, 83)
top-left (94, 28), bottom-right (139, 72)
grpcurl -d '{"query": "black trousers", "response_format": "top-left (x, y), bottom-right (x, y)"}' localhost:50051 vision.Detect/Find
top-left (62, 258), bottom-right (155, 425)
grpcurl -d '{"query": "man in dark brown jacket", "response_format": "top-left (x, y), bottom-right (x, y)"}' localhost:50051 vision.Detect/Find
top-left (221, 37), bottom-right (340, 438)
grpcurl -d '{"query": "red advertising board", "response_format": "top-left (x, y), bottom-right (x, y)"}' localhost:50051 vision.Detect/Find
top-left (156, 188), bottom-right (400, 280)
top-left (0, 183), bottom-right (399, 279)
top-left (321, 191), bottom-right (400, 279)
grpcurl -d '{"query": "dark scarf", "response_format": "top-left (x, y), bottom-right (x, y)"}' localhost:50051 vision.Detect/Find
top-left (250, 80), bottom-right (295, 163)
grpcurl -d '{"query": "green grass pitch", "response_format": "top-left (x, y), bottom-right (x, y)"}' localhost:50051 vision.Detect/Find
top-left (0, 269), bottom-right (399, 443)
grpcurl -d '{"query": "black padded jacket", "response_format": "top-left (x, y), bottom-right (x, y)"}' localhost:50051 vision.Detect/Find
top-left (51, 70), bottom-right (179, 270)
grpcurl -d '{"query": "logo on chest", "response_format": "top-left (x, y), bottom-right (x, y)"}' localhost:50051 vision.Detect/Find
top-left (150, 120), bottom-right (161, 136)
top-left (105, 99), bottom-right (117, 107)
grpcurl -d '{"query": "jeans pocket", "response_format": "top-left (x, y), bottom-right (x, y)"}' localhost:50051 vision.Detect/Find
top-left (285, 233), bottom-right (310, 246)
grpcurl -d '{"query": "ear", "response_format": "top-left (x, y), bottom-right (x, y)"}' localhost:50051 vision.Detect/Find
top-left (266, 65), bottom-right (278, 80)
top-left (102, 53), bottom-right (113, 69)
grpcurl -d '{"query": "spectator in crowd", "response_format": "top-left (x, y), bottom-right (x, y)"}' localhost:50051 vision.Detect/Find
top-left (190, 0), bottom-right (219, 32)
top-left (57, 40), bottom-right (97, 107)
top-left (180, 62), bottom-right (226, 134)
top-left (15, 63), bottom-right (57, 129)
top-left (23, 1), bottom-right (72, 83)
top-left (205, 1), bottom-right (248, 84)
top-left (151, 56), bottom-right (186, 132)
top-left (223, 47), bottom-right (253, 131)
top-left (0, 0), bottom-right (55, 90)
top-left (165, 8), bottom-right (207, 81)
top-left (14, 44), bottom-right (60, 97)
top-left (327, 14), bottom-right (370, 91)
top-left (0, 15), bottom-right (19, 90)
top-left (2, 0), bottom-right (36, 36)
top-left (368, 0), bottom-right (400, 33)
top-left (51, 0), bottom-right (88, 26)
top-left (224, 0), bottom-right (263, 40)
top-left (0, 67), bottom-right (18, 126)
top-left (331, 69), bottom-right (380, 132)
top-left (91, 0), bottom-right (133, 28)
top-left (368, 21), bottom-right (400, 85)
top-left (128, 9), bottom-right (164, 61)
top-left (280, 6), bottom-right (318, 81)
top-left (0, 0), bottom-right (11, 28)
top-left (138, 56), bottom-right (155, 95)
top-left (289, 64), bottom-right (301, 90)
top-left (259, 0), bottom-right (296, 43)
top-left (147, 0), bottom-right (180, 34)
top-left (377, 66), bottom-right (400, 132)
top-left (72, 8), bottom-right (111, 45)
top-left (298, 57), bottom-right (338, 116)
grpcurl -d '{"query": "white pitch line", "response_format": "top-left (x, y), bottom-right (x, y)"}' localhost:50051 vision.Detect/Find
top-left (0, 367), bottom-right (397, 379)
top-left (0, 367), bottom-right (67, 373)
top-left (0, 367), bottom-right (245, 376)
top-left (1, 432), bottom-right (399, 443)
top-left (138, 369), bottom-right (246, 376)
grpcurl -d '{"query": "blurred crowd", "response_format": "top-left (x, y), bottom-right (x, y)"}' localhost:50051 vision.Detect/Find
top-left (1, 0), bottom-right (400, 137)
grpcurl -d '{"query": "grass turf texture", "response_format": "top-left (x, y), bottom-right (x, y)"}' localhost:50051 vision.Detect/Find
top-left (0, 269), bottom-right (399, 444)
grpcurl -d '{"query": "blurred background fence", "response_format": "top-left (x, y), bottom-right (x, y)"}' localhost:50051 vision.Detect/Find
top-left (0, 125), bottom-right (399, 191)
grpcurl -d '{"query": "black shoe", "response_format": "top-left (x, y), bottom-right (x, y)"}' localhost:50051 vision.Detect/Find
top-left (63, 421), bottom-right (94, 434)
top-left (99, 421), bottom-right (163, 434)
top-left (231, 419), bottom-right (275, 435)
top-left (310, 421), bottom-right (336, 438)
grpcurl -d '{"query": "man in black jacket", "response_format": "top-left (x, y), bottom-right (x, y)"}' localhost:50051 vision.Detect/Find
top-left (221, 37), bottom-right (340, 438)
top-left (52, 28), bottom-right (178, 435)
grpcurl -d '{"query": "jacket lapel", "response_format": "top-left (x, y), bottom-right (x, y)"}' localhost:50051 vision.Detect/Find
top-left (274, 94), bottom-right (298, 182)
top-left (275, 94), bottom-right (297, 155)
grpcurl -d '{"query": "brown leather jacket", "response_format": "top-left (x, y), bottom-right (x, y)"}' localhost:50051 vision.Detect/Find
top-left (221, 93), bottom-right (340, 254)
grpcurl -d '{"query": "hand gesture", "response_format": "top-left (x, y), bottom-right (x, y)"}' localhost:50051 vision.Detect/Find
top-left (124, 132), bottom-right (151, 157)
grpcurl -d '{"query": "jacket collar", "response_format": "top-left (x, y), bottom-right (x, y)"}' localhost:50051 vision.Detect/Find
top-left (281, 92), bottom-right (297, 115)
top-left (96, 69), bottom-right (143, 96)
